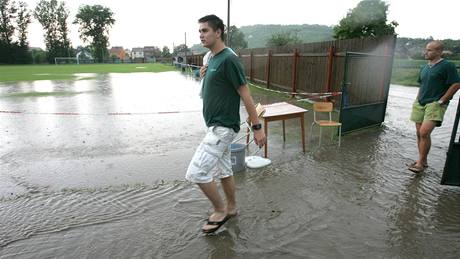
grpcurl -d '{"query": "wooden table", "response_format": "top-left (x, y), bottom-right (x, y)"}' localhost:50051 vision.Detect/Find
top-left (247, 102), bottom-right (308, 158)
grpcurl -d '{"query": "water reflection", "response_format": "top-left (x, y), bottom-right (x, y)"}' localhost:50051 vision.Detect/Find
top-left (1, 75), bottom-right (460, 257)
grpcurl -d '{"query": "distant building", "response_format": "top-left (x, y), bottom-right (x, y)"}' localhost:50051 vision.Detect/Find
top-left (143, 46), bottom-right (160, 63)
top-left (132, 47), bottom-right (144, 59)
top-left (124, 49), bottom-right (132, 59)
top-left (109, 46), bottom-right (126, 60)
top-left (174, 50), bottom-right (193, 65)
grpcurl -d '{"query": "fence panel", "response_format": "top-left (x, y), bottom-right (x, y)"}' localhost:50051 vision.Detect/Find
top-left (186, 35), bottom-right (397, 133)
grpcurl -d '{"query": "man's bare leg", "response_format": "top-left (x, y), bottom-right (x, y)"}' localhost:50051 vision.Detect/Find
top-left (221, 176), bottom-right (238, 216)
top-left (415, 120), bottom-right (436, 167)
top-left (197, 181), bottom-right (227, 231)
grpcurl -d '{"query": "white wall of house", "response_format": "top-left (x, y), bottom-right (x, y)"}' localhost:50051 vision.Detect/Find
top-left (132, 48), bottom-right (144, 58)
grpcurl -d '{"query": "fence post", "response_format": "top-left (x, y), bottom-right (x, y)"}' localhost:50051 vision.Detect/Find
top-left (326, 46), bottom-right (334, 94)
top-left (266, 49), bottom-right (272, 89)
top-left (291, 48), bottom-right (298, 94)
top-left (250, 51), bottom-right (254, 82)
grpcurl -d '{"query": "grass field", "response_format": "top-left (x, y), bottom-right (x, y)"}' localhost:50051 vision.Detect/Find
top-left (391, 59), bottom-right (460, 86)
top-left (0, 63), bottom-right (176, 82)
top-left (1, 60), bottom-right (459, 86)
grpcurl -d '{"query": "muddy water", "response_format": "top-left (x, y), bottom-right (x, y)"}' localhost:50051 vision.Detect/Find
top-left (1, 72), bottom-right (460, 258)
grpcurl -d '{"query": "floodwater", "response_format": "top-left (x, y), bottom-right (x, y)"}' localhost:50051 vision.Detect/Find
top-left (1, 71), bottom-right (459, 258)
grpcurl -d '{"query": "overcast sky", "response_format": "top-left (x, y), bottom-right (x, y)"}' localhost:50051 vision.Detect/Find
top-left (21, 0), bottom-right (460, 51)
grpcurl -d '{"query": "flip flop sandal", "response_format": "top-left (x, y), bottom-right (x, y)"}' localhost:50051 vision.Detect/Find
top-left (406, 162), bottom-right (428, 168)
top-left (408, 164), bottom-right (426, 173)
top-left (202, 215), bottom-right (231, 234)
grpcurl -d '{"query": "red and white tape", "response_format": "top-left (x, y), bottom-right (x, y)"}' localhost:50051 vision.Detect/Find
top-left (0, 110), bottom-right (201, 116)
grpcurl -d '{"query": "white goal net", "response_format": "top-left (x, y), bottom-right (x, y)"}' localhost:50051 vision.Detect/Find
top-left (55, 57), bottom-right (79, 65)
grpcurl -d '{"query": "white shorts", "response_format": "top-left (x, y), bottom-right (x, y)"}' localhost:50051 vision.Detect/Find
top-left (185, 126), bottom-right (238, 183)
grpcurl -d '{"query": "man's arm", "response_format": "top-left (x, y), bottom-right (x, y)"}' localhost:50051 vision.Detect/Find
top-left (440, 83), bottom-right (460, 103)
top-left (237, 84), bottom-right (266, 147)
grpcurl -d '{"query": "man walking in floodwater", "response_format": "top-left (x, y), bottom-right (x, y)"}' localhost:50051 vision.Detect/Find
top-left (185, 14), bottom-right (266, 233)
top-left (409, 41), bottom-right (460, 173)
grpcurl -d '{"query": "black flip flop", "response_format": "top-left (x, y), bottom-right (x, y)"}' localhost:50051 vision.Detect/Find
top-left (408, 164), bottom-right (426, 173)
top-left (202, 215), bottom-right (231, 234)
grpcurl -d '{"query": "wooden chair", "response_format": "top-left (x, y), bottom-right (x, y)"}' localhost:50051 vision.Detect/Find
top-left (309, 102), bottom-right (341, 147)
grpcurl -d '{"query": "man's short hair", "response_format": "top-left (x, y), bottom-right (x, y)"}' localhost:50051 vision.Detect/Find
top-left (198, 14), bottom-right (226, 42)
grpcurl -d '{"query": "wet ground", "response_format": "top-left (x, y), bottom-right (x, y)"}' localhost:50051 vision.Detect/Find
top-left (1, 71), bottom-right (459, 258)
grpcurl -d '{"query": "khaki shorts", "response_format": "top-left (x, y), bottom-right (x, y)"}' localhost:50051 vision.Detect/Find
top-left (410, 100), bottom-right (447, 127)
top-left (185, 126), bottom-right (237, 183)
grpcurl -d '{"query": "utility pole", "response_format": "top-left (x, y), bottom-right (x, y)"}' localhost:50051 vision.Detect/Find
top-left (184, 32), bottom-right (187, 65)
top-left (227, 0), bottom-right (230, 46)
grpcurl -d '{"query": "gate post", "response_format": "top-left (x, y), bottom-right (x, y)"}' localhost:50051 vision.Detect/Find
top-left (325, 46), bottom-right (334, 94)
top-left (291, 48), bottom-right (299, 94)
top-left (266, 50), bottom-right (272, 89)
top-left (250, 51), bottom-right (254, 82)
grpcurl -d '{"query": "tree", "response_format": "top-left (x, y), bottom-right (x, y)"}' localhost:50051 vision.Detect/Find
top-left (0, 0), bottom-right (16, 45)
top-left (14, 1), bottom-right (32, 63)
top-left (74, 5), bottom-right (115, 63)
top-left (56, 2), bottom-right (70, 55)
top-left (161, 46), bottom-right (171, 57)
top-left (228, 26), bottom-right (247, 51)
top-left (34, 0), bottom-right (73, 63)
top-left (173, 44), bottom-right (189, 55)
top-left (333, 0), bottom-right (397, 40)
top-left (0, 0), bottom-right (31, 64)
top-left (149, 46), bottom-right (161, 58)
top-left (16, 1), bottom-right (31, 47)
top-left (266, 31), bottom-right (301, 47)
top-left (30, 47), bottom-right (47, 64)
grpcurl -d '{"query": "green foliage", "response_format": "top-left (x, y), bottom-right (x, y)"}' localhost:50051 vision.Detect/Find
top-left (333, 0), bottom-right (397, 40)
top-left (34, 0), bottom-right (73, 63)
top-left (266, 31), bottom-right (301, 47)
top-left (173, 44), bottom-right (189, 55)
top-left (228, 26), bottom-right (247, 51)
top-left (0, 0), bottom-right (16, 44)
top-left (145, 46), bottom-right (161, 58)
top-left (0, 0), bottom-right (32, 64)
top-left (161, 46), bottom-right (171, 57)
top-left (395, 37), bottom-right (460, 60)
top-left (391, 59), bottom-right (460, 86)
top-left (240, 24), bottom-right (333, 48)
top-left (30, 48), bottom-right (47, 64)
top-left (190, 44), bottom-right (207, 54)
top-left (17, 1), bottom-right (31, 47)
top-left (74, 5), bottom-right (115, 63)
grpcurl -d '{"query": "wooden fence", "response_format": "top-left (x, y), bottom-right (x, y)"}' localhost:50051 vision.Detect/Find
top-left (186, 35), bottom-right (397, 133)
top-left (186, 35), bottom-right (396, 107)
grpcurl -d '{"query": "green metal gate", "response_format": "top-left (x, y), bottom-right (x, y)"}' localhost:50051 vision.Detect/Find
top-left (339, 51), bottom-right (395, 133)
top-left (441, 97), bottom-right (460, 186)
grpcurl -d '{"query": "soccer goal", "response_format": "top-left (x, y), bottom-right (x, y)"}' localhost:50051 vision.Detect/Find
top-left (55, 57), bottom-right (79, 65)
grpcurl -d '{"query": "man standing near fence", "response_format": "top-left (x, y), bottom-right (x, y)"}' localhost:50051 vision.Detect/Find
top-left (185, 14), bottom-right (266, 234)
top-left (409, 41), bottom-right (460, 173)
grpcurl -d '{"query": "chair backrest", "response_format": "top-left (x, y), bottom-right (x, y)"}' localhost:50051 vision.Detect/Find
top-left (313, 102), bottom-right (333, 112)
top-left (313, 102), bottom-right (333, 122)
top-left (246, 103), bottom-right (266, 124)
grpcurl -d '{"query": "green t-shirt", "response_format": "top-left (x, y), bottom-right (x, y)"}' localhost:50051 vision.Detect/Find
top-left (417, 59), bottom-right (460, 105)
top-left (202, 48), bottom-right (247, 132)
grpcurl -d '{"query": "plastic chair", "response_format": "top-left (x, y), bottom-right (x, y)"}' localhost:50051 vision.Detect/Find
top-left (309, 102), bottom-right (341, 147)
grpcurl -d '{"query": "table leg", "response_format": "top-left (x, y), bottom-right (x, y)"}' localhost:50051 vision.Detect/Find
top-left (300, 114), bottom-right (305, 152)
top-left (282, 120), bottom-right (286, 142)
top-left (264, 119), bottom-right (268, 158)
top-left (246, 127), bottom-right (250, 144)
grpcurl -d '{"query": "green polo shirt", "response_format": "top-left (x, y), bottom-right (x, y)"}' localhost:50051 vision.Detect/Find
top-left (417, 59), bottom-right (460, 105)
top-left (202, 48), bottom-right (247, 132)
